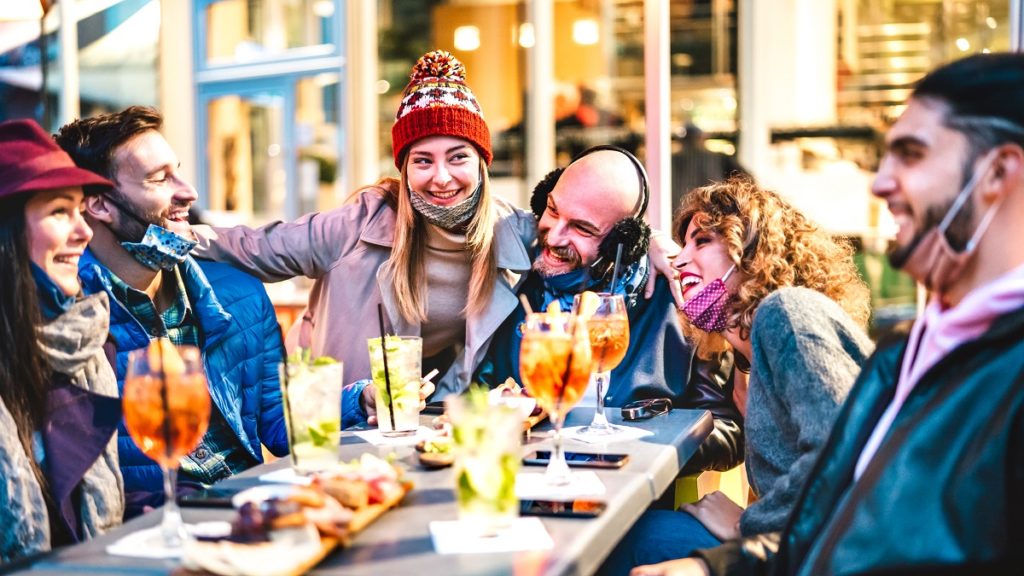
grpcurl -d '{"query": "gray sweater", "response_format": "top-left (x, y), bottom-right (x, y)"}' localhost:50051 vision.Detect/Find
top-left (739, 287), bottom-right (873, 536)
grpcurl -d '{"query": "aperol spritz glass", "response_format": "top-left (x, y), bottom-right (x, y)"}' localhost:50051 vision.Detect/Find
top-left (572, 293), bottom-right (630, 435)
top-left (519, 311), bottom-right (592, 485)
top-left (123, 339), bottom-right (211, 548)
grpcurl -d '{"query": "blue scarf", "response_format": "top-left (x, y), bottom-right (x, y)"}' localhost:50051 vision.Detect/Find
top-left (539, 257), bottom-right (649, 313)
top-left (30, 262), bottom-right (76, 321)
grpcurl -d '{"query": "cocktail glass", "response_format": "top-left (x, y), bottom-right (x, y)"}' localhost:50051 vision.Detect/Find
top-left (446, 388), bottom-right (522, 535)
top-left (367, 336), bottom-right (422, 436)
top-left (519, 312), bottom-right (592, 485)
top-left (572, 293), bottom-right (630, 435)
top-left (280, 359), bottom-right (343, 473)
top-left (123, 339), bottom-right (211, 548)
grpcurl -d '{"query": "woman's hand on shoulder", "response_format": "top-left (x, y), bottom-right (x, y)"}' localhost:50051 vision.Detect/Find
top-left (647, 229), bottom-right (684, 308)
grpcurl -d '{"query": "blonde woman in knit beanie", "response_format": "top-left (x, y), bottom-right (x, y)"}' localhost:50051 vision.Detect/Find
top-left (192, 50), bottom-right (537, 425)
top-left (194, 50), bottom-right (680, 424)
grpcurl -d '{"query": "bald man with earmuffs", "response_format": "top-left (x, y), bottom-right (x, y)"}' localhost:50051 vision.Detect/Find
top-left (477, 145), bottom-right (743, 474)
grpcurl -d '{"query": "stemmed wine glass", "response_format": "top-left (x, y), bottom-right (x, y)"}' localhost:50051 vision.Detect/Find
top-left (572, 293), bottom-right (630, 435)
top-left (519, 312), bottom-right (592, 485)
top-left (123, 339), bottom-right (211, 548)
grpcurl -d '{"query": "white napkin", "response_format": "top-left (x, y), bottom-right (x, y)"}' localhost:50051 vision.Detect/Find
top-left (515, 470), bottom-right (606, 500)
top-left (258, 467), bottom-right (314, 485)
top-left (350, 426), bottom-right (437, 446)
top-left (561, 425), bottom-right (653, 444)
top-left (105, 521), bottom-right (230, 559)
top-left (429, 517), bottom-right (554, 554)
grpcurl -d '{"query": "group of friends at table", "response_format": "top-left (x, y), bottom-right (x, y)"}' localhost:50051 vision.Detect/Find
top-left (0, 47), bottom-right (1021, 575)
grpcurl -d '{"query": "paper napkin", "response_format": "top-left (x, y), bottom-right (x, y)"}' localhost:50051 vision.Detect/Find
top-left (561, 425), bottom-right (653, 444)
top-left (515, 470), bottom-right (606, 500)
top-left (429, 517), bottom-right (554, 554)
top-left (350, 426), bottom-right (437, 446)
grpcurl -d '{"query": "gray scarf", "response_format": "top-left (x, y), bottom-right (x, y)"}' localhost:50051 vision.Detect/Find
top-left (0, 294), bottom-right (123, 562)
top-left (409, 182), bottom-right (482, 230)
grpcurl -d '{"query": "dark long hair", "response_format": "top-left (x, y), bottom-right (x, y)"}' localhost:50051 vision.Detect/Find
top-left (0, 195), bottom-right (53, 494)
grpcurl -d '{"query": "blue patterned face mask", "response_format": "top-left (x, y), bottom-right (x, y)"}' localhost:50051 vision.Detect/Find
top-left (121, 224), bottom-right (197, 271)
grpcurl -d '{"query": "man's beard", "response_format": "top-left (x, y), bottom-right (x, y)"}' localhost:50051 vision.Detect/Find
top-left (533, 230), bottom-right (583, 277)
top-left (888, 188), bottom-right (976, 269)
top-left (108, 193), bottom-right (183, 243)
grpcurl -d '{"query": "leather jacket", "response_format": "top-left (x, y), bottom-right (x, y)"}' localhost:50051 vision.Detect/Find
top-left (697, 305), bottom-right (1024, 575)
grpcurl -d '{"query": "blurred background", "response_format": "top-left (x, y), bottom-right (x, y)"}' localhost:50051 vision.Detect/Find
top-left (1, 0), bottom-right (1020, 335)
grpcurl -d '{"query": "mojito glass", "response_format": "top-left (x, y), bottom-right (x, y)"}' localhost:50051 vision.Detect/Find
top-left (447, 389), bottom-right (521, 535)
top-left (280, 360), bottom-right (343, 473)
top-left (367, 336), bottom-right (422, 436)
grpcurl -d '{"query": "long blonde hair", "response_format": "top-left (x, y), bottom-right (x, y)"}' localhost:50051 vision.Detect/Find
top-left (351, 157), bottom-right (498, 324)
top-left (675, 178), bottom-right (871, 358)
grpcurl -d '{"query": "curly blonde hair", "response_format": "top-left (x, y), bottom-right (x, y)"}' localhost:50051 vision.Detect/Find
top-left (675, 178), bottom-right (871, 358)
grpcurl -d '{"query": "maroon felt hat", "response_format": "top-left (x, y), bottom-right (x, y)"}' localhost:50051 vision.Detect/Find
top-left (0, 118), bottom-right (112, 201)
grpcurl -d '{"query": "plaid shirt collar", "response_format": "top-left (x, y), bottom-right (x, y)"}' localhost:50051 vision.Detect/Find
top-left (106, 267), bottom-right (194, 340)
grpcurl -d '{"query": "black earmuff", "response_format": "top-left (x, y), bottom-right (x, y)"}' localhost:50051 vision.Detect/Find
top-left (529, 145), bottom-right (651, 279)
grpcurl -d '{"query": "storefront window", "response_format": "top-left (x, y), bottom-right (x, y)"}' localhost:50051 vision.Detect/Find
top-left (203, 0), bottom-right (338, 67)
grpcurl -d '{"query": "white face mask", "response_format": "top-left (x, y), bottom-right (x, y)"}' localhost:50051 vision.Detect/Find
top-left (898, 152), bottom-right (1001, 294)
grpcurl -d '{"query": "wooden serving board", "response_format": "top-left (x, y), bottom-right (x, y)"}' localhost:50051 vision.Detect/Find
top-left (179, 483), bottom-right (409, 576)
top-left (524, 410), bottom-right (548, 432)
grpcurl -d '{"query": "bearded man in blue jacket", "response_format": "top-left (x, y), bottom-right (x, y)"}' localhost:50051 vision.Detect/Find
top-left (55, 107), bottom-right (294, 518)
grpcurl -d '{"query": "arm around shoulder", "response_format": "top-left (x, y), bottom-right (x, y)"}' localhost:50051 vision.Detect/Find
top-left (191, 192), bottom-right (384, 282)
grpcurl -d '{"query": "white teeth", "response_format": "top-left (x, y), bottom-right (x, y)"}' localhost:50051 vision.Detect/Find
top-left (680, 276), bottom-right (701, 287)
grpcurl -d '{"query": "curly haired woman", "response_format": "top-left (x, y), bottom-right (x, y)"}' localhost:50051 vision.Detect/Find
top-left (606, 179), bottom-right (874, 575)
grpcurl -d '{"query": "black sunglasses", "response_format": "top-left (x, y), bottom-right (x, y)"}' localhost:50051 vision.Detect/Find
top-left (621, 397), bottom-right (672, 421)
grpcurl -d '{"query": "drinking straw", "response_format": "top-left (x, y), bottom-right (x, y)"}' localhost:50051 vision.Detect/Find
top-left (556, 312), bottom-right (578, 414)
top-left (518, 294), bottom-right (534, 315)
top-left (609, 243), bottom-right (624, 292)
top-left (156, 338), bottom-right (173, 464)
top-left (376, 303), bottom-right (397, 430)
top-left (276, 324), bottom-right (299, 459)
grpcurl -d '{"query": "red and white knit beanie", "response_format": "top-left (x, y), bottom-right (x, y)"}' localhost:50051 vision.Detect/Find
top-left (391, 50), bottom-right (492, 168)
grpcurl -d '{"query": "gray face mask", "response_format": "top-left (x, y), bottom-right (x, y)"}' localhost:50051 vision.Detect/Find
top-left (409, 180), bottom-right (482, 231)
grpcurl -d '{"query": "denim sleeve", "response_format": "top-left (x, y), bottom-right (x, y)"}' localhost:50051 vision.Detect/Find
top-left (342, 379), bottom-right (370, 428)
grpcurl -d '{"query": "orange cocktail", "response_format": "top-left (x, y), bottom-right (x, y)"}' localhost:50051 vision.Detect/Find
top-left (123, 372), bottom-right (210, 468)
top-left (123, 340), bottom-right (211, 548)
top-left (587, 316), bottom-right (629, 373)
top-left (519, 312), bottom-right (591, 484)
top-left (573, 292), bottom-right (630, 435)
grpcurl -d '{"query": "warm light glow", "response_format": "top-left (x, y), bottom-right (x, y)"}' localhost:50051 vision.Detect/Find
top-left (956, 37), bottom-right (970, 52)
top-left (983, 48), bottom-right (992, 53)
top-left (0, 4), bottom-right (43, 21)
top-left (376, 79), bottom-right (391, 94)
top-left (518, 23), bottom-right (535, 48)
top-left (454, 26), bottom-right (480, 52)
top-left (312, 0), bottom-right (335, 18)
top-left (986, 17), bottom-right (997, 29)
top-left (572, 19), bottom-right (599, 45)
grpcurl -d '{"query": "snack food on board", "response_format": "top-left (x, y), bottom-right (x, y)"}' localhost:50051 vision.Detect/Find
top-left (182, 454), bottom-right (411, 576)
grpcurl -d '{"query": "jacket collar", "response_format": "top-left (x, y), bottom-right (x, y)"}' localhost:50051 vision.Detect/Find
top-left (78, 249), bottom-right (234, 350)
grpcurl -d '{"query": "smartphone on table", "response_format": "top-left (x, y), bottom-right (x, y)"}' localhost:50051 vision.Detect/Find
top-left (177, 487), bottom-right (241, 508)
top-left (522, 451), bottom-right (629, 469)
top-left (520, 499), bottom-right (607, 518)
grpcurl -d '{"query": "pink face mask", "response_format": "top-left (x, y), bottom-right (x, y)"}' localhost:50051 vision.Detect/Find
top-left (900, 154), bottom-right (1001, 294)
top-left (682, 265), bottom-right (736, 333)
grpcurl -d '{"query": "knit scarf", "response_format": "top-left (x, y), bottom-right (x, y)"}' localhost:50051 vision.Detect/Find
top-left (0, 294), bottom-right (123, 562)
top-left (409, 182), bottom-right (482, 231)
top-left (539, 256), bottom-right (649, 314)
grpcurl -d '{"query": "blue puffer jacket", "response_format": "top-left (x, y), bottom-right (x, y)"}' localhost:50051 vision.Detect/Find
top-left (78, 250), bottom-right (289, 514)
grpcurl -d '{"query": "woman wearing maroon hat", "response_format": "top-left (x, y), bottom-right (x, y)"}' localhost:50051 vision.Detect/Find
top-left (192, 50), bottom-right (536, 419)
top-left (0, 119), bottom-right (124, 563)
